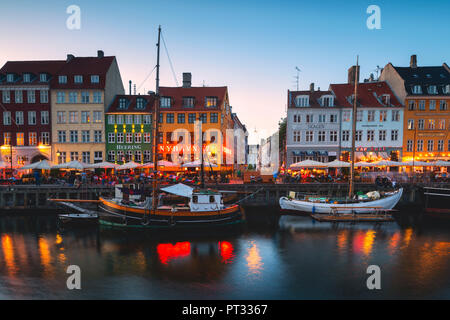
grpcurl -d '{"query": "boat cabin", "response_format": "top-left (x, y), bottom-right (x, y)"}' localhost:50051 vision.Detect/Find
top-left (189, 191), bottom-right (224, 212)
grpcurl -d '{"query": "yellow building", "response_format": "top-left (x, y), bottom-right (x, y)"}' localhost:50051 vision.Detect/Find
top-left (50, 51), bottom-right (124, 164)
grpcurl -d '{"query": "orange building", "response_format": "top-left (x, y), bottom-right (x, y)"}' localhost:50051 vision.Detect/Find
top-left (157, 73), bottom-right (236, 170)
top-left (380, 55), bottom-right (450, 162)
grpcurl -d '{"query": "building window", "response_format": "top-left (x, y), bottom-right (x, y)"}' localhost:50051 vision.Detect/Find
top-left (318, 131), bottom-right (326, 142)
top-left (188, 113), bottom-right (196, 123)
top-left (39, 74), bottom-right (47, 82)
top-left (82, 130), bottom-right (90, 143)
top-left (368, 110), bottom-right (375, 122)
top-left (418, 119), bottom-right (424, 130)
top-left (143, 115), bottom-right (151, 124)
top-left (134, 114), bottom-right (141, 124)
top-left (107, 115), bottom-right (115, 125)
top-left (81, 91), bottom-right (90, 103)
top-left (407, 119), bottom-right (414, 130)
top-left (108, 133), bottom-right (115, 143)
top-left (134, 133), bottom-right (142, 143)
top-left (136, 98), bottom-right (145, 109)
top-left (391, 110), bottom-right (400, 122)
top-left (74, 75), bottom-right (83, 83)
top-left (355, 130), bottom-right (362, 141)
top-left (367, 130), bottom-right (374, 141)
top-left (28, 132), bottom-right (37, 145)
top-left (318, 114), bottom-right (326, 123)
top-left (27, 90), bottom-right (35, 103)
top-left (406, 140), bottom-right (413, 152)
top-left (391, 130), bottom-right (398, 141)
top-left (59, 76), bottom-right (67, 84)
top-left (293, 131), bottom-right (301, 142)
top-left (379, 110), bottom-right (387, 122)
top-left (28, 111), bottom-right (36, 125)
top-left (16, 133), bottom-right (24, 146)
top-left (295, 96), bottom-right (309, 107)
top-left (2, 90), bottom-right (10, 103)
top-left (15, 111), bottom-right (24, 125)
top-left (93, 91), bottom-right (102, 103)
top-left (329, 114), bottom-right (337, 123)
top-left (81, 111), bottom-right (90, 123)
top-left (58, 152), bottom-right (66, 164)
top-left (322, 96), bottom-right (334, 107)
top-left (330, 131), bottom-right (338, 142)
top-left (144, 150), bottom-right (151, 162)
top-left (134, 151), bottom-right (142, 162)
top-left (438, 119), bottom-right (446, 130)
top-left (126, 150), bottom-right (133, 162)
top-left (160, 97), bottom-right (171, 108)
top-left (210, 113), bottom-right (218, 123)
top-left (40, 132), bottom-right (50, 145)
top-left (199, 113), bottom-right (207, 123)
top-left (117, 151), bottom-right (125, 163)
top-left (428, 85), bottom-right (437, 94)
top-left (94, 151), bottom-right (102, 162)
top-left (144, 133), bottom-right (151, 143)
top-left (342, 130), bottom-right (350, 142)
top-left (94, 130), bottom-right (102, 143)
top-left (205, 97), bottom-right (218, 108)
top-left (182, 97), bottom-right (195, 108)
top-left (82, 152), bottom-right (90, 163)
top-left (305, 131), bottom-right (313, 142)
top-left (15, 90), bottom-right (23, 103)
top-left (108, 151), bottom-right (115, 162)
top-left (70, 130), bottom-right (78, 143)
top-left (177, 113), bottom-right (185, 124)
top-left (427, 140), bottom-right (434, 151)
top-left (343, 111), bottom-right (351, 122)
top-left (440, 100), bottom-right (448, 111)
top-left (428, 119), bottom-right (435, 130)
top-left (418, 100), bottom-right (425, 110)
top-left (58, 131), bottom-right (66, 143)
top-left (119, 98), bottom-right (127, 109)
top-left (40, 90), bottom-right (48, 103)
top-left (69, 152), bottom-right (78, 161)
top-left (57, 92), bottom-right (65, 103)
top-left (57, 111), bottom-right (66, 124)
top-left (93, 111), bottom-right (102, 123)
top-left (429, 100), bottom-right (436, 110)
top-left (356, 110), bottom-right (363, 122)
top-left (437, 140), bottom-right (444, 151)
top-left (3, 112), bottom-right (11, 125)
top-left (125, 115), bottom-right (132, 124)
top-left (69, 92), bottom-right (78, 103)
top-left (166, 113), bottom-right (174, 123)
top-left (412, 85), bottom-right (422, 94)
top-left (116, 115), bottom-right (123, 124)
top-left (417, 140), bottom-right (423, 152)
top-left (158, 113), bottom-right (163, 123)
top-left (126, 133), bottom-right (133, 144)
top-left (69, 111), bottom-right (78, 123)
top-left (408, 101), bottom-right (416, 110)
top-left (23, 74), bottom-right (30, 83)
top-left (306, 115), bottom-right (313, 123)
top-left (117, 133), bottom-right (124, 143)
top-left (379, 130), bottom-right (386, 141)
top-left (91, 75), bottom-right (99, 83)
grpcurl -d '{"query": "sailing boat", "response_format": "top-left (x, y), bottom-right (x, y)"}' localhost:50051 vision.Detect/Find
top-left (97, 26), bottom-right (244, 228)
top-left (279, 56), bottom-right (403, 215)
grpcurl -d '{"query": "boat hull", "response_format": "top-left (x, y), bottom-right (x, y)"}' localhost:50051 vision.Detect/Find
top-left (279, 188), bottom-right (403, 214)
top-left (98, 197), bottom-right (245, 228)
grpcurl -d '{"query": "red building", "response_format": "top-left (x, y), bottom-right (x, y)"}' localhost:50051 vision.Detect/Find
top-left (0, 60), bottom-right (65, 167)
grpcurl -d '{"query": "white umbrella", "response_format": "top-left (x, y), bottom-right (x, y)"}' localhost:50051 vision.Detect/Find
top-left (117, 161), bottom-right (141, 170)
top-left (158, 160), bottom-right (176, 167)
top-left (182, 159), bottom-right (218, 167)
top-left (354, 161), bottom-right (376, 167)
top-left (0, 161), bottom-right (11, 168)
top-left (52, 160), bottom-right (86, 170)
top-left (86, 161), bottom-right (118, 169)
top-left (325, 160), bottom-right (350, 168)
top-left (402, 160), bottom-right (433, 167)
top-left (20, 160), bottom-right (52, 170)
top-left (290, 159), bottom-right (326, 169)
top-left (433, 160), bottom-right (450, 167)
top-left (139, 162), bottom-right (155, 168)
top-left (372, 160), bottom-right (404, 167)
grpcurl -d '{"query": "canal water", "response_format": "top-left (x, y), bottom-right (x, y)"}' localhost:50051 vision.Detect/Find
top-left (0, 211), bottom-right (449, 299)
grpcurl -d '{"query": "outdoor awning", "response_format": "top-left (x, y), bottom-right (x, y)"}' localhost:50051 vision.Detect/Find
top-left (160, 183), bottom-right (194, 198)
top-left (290, 159), bottom-right (327, 168)
top-left (325, 160), bottom-right (350, 168)
top-left (319, 151), bottom-right (328, 156)
top-left (20, 160), bottom-right (53, 170)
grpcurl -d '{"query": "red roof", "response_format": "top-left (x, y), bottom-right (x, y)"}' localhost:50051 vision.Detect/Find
top-left (159, 86), bottom-right (227, 111)
top-left (107, 94), bottom-right (155, 113)
top-left (330, 81), bottom-right (402, 108)
top-left (0, 60), bottom-right (66, 85)
top-left (51, 56), bottom-right (116, 89)
top-left (288, 90), bottom-right (333, 108)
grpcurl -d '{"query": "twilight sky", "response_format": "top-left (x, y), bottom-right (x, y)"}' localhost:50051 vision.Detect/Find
top-left (1, 0), bottom-right (449, 144)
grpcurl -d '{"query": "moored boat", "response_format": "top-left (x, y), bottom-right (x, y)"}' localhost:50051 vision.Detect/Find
top-left (423, 187), bottom-right (450, 219)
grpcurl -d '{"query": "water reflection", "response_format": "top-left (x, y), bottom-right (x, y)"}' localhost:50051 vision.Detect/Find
top-left (1, 234), bottom-right (16, 276)
top-left (245, 241), bottom-right (263, 276)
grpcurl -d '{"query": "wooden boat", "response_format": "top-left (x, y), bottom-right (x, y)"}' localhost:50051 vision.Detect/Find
top-left (55, 201), bottom-right (99, 224)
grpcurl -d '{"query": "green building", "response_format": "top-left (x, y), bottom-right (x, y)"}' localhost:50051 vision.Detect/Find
top-left (105, 94), bottom-right (155, 164)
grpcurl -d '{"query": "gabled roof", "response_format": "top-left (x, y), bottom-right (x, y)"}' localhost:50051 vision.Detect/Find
top-left (107, 94), bottom-right (155, 113)
top-left (330, 81), bottom-right (402, 108)
top-left (288, 90), bottom-right (334, 108)
top-left (51, 56), bottom-right (116, 89)
top-left (0, 60), bottom-right (66, 85)
top-left (393, 65), bottom-right (450, 95)
top-left (159, 86), bottom-right (227, 111)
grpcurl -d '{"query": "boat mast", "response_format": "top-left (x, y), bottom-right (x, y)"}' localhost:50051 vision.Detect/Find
top-left (152, 25), bottom-right (161, 212)
top-left (348, 55), bottom-right (359, 198)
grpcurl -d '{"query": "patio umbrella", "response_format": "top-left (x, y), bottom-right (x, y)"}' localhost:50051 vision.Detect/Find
top-left (433, 160), bottom-right (450, 167)
top-left (401, 160), bottom-right (433, 167)
top-left (0, 161), bottom-right (11, 168)
top-left (157, 160), bottom-right (176, 167)
top-left (289, 159), bottom-right (326, 169)
top-left (138, 162), bottom-right (155, 168)
top-left (182, 160), bottom-right (218, 167)
top-left (86, 161), bottom-right (118, 169)
top-left (117, 161), bottom-right (141, 170)
top-left (52, 160), bottom-right (86, 170)
top-left (354, 161), bottom-right (376, 167)
top-left (325, 160), bottom-right (350, 168)
top-left (20, 160), bottom-right (52, 170)
top-left (371, 160), bottom-right (404, 167)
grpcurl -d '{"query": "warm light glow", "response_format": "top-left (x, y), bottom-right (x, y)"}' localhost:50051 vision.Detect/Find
top-left (219, 241), bottom-right (234, 263)
top-left (157, 242), bottom-right (191, 265)
top-left (246, 241), bottom-right (263, 276)
top-left (38, 237), bottom-right (53, 276)
top-left (1, 234), bottom-right (16, 275)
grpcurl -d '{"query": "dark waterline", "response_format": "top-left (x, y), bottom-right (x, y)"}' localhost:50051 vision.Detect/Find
top-left (0, 211), bottom-right (449, 299)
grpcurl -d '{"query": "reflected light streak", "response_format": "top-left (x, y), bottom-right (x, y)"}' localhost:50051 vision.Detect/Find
top-left (246, 241), bottom-right (263, 275)
top-left (363, 230), bottom-right (376, 257)
top-left (219, 241), bottom-right (234, 264)
top-left (38, 237), bottom-right (53, 276)
top-left (1, 234), bottom-right (17, 275)
top-left (389, 232), bottom-right (401, 254)
top-left (336, 230), bottom-right (349, 254)
top-left (157, 242), bottom-right (191, 265)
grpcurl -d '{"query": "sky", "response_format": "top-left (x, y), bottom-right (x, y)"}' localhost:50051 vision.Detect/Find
top-left (0, 0), bottom-right (449, 144)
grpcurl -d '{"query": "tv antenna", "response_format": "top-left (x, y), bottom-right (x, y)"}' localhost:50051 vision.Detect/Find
top-left (294, 66), bottom-right (301, 91)
top-left (373, 65), bottom-right (382, 80)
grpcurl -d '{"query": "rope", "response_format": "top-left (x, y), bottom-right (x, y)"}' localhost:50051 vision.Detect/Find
top-left (136, 65), bottom-right (157, 92)
top-left (234, 188), bottom-right (264, 204)
top-left (161, 31), bottom-right (179, 87)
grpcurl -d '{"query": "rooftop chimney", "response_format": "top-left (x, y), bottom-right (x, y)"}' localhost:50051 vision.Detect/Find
top-left (97, 50), bottom-right (104, 58)
top-left (182, 72), bottom-right (192, 88)
top-left (66, 54), bottom-right (75, 62)
top-left (129, 80), bottom-right (132, 95)
top-left (310, 83), bottom-right (314, 92)
top-left (410, 54), bottom-right (417, 68)
top-left (348, 65), bottom-right (360, 84)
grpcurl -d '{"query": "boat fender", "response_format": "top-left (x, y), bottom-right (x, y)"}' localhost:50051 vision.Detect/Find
top-left (312, 206), bottom-right (316, 214)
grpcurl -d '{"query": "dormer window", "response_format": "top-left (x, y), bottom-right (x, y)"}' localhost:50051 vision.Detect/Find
top-left (182, 97), bottom-right (195, 108)
top-left (321, 96), bottom-right (334, 107)
top-left (295, 95), bottom-right (309, 107)
top-left (428, 85), bottom-right (437, 94)
top-left (59, 75), bottom-right (67, 84)
top-left (426, 74), bottom-right (432, 79)
top-left (381, 94), bottom-right (390, 106)
top-left (160, 97), bottom-right (171, 108)
top-left (6, 74), bottom-right (14, 82)
top-left (23, 74), bottom-right (31, 83)
top-left (412, 85), bottom-right (422, 94)
top-left (39, 73), bottom-right (47, 82)
top-left (91, 75), bottom-right (99, 83)
top-left (444, 84), bottom-right (450, 94)
top-left (74, 75), bottom-right (83, 83)
top-left (205, 97), bottom-right (218, 108)
top-left (119, 98), bottom-right (127, 109)
top-left (136, 98), bottom-right (145, 109)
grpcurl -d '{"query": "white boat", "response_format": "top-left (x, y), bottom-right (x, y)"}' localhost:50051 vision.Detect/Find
top-left (279, 188), bottom-right (403, 214)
